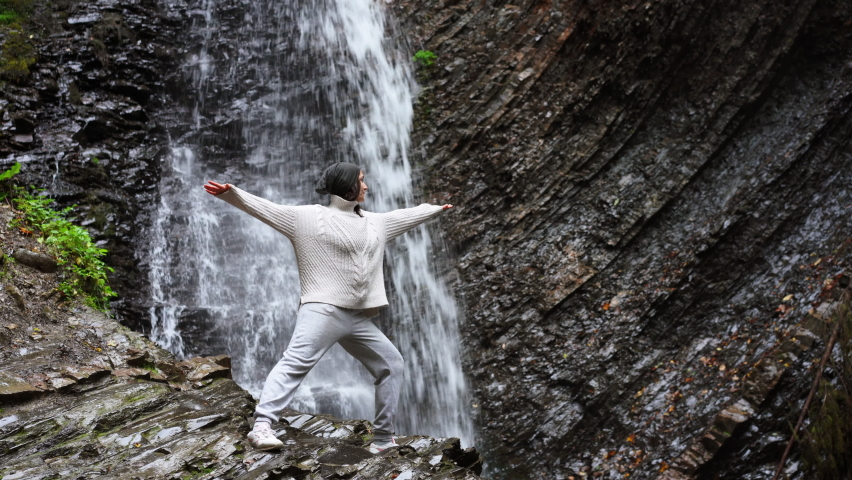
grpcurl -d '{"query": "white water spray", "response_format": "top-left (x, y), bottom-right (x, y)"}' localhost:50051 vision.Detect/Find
top-left (150, 0), bottom-right (474, 444)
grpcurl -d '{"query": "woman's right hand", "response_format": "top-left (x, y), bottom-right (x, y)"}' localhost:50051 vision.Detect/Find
top-left (204, 181), bottom-right (232, 195)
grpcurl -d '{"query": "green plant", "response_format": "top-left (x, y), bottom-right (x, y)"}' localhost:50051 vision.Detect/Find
top-left (0, 162), bottom-right (20, 200)
top-left (0, 0), bottom-right (36, 82)
top-left (0, 29), bottom-right (36, 82)
top-left (0, 0), bottom-right (33, 15)
top-left (0, 0), bottom-right (31, 25)
top-left (11, 187), bottom-right (116, 310)
top-left (413, 49), bottom-right (437, 67)
top-left (140, 362), bottom-right (162, 375)
top-left (0, 162), bottom-right (20, 181)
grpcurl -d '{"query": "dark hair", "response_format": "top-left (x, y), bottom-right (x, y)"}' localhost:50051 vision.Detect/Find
top-left (342, 178), bottom-right (363, 217)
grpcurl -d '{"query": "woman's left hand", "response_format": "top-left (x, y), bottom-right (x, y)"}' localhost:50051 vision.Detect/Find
top-left (442, 204), bottom-right (453, 210)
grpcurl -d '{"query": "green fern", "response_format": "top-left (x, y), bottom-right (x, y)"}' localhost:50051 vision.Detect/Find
top-left (11, 187), bottom-right (116, 310)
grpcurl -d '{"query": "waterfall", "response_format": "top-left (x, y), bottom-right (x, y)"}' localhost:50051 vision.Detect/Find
top-left (149, 0), bottom-right (475, 445)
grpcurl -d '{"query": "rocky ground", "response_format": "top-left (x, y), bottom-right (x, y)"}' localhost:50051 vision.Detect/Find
top-left (0, 204), bottom-right (483, 480)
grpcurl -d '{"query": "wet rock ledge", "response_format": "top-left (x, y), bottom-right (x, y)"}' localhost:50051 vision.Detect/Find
top-left (0, 209), bottom-right (483, 480)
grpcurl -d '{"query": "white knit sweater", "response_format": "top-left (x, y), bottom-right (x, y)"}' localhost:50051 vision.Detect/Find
top-left (216, 186), bottom-right (445, 310)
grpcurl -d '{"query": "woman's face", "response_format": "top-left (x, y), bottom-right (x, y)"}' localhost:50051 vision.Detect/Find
top-left (356, 170), bottom-right (368, 203)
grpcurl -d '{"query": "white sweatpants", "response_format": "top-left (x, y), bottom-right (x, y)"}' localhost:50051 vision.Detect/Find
top-left (253, 302), bottom-right (403, 440)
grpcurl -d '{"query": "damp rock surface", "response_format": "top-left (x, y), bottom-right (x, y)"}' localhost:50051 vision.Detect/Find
top-left (0, 0), bottom-right (186, 327)
top-left (396, 0), bottom-right (852, 478)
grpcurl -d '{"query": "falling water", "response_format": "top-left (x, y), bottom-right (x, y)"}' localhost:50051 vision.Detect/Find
top-left (149, 0), bottom-right (474, 444)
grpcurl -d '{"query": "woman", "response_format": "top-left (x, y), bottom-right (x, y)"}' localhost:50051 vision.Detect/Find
top-left (203, 162), bottom-right (452, 452)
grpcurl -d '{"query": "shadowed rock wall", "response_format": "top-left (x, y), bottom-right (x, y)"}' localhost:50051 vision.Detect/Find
top-left (0, 0), bottom-right (187, 326)
top-left (396, 0), bottom-right (852, 477)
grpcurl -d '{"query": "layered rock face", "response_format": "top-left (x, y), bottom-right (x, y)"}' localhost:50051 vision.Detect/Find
top-left (0, 0), bottom-right (189, 327)
top-left (1, 310), bottom-right (483, 480)
top-left (396, 0), bottom-right (852, 477)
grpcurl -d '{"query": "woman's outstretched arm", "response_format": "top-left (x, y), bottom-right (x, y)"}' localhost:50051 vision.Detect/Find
top-left (381, 203), bottom-right (453, 241)
top-left (204, 181), bottom-right (298, 239)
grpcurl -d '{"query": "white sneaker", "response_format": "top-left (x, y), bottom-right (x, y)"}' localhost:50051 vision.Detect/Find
top-left (368, 436), bottom-right (398, 454)
top-left (247, 422), bottom-right (284, 450)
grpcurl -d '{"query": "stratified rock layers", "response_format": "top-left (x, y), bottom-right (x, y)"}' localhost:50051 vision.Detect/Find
top-left (0, 0), bottom-right (184, 326)
top-left (397, 0), bottom-right (852, 478)
top-left (0, 247), bottom-right (483, 479)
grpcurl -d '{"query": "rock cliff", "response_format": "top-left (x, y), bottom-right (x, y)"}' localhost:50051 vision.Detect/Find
top-left (0, 0), bottom-right (184, 327)
top-left (396, 0), bottom-right (852, 478)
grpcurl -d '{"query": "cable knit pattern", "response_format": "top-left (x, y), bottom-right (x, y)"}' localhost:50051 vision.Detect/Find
top-left (216, 186), bottom-right (444, 310)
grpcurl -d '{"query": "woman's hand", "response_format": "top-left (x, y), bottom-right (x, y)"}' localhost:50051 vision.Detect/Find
top-left (442, 204), bottom-right (453, 210)
top-left (204, 181), bottom-right (232, 195)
